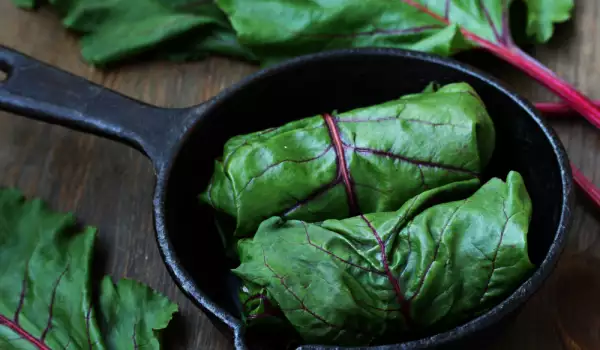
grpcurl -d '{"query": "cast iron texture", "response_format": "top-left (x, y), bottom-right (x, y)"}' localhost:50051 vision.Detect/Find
top-left (0, 46), bottom-right (573, 350)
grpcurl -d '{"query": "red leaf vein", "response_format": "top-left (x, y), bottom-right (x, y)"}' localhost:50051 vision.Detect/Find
top-left (344, 143), bottom-right (478, 176)
top-left (40, 265), bottom-right (69, 341)
top-left (409, 200), bottom-right (467, 302)
top-left (360, 215), bottom-right (412, 322)
top-left (323, 113), bottom-right (359, 215)
top-left (479, 202), bottom-right (518, 302)
top-left (302, 222), bottom-right (385, 275)
top-left (263, 253), bottom-right (341, 328)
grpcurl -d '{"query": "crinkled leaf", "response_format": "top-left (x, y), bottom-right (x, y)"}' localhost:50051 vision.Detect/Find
top-left (216, 0), bottom-right (574, 64)
top-left (234, 172), bottom-right (535, 345)
top-left (0, 188), bottom-right (177, 349)
top-left (200, 82), bottom-right (495, 237)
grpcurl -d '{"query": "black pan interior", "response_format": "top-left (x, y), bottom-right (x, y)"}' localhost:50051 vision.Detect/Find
top-left (161, 50), bottom-right (567, 349)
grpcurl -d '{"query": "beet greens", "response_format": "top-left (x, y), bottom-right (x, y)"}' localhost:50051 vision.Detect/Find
top-left (200, 83), bottom-right (536, 345)
top-left (201, 83), bottom-right (495, 238)
top-left (0, 189), bottom-right (177, 350)
top-left (11, 0), bottom-right (600, 207)
top-left (235, 173), bottom-right (534, 345)
top-left (216, 0), bottom-right (600, 208)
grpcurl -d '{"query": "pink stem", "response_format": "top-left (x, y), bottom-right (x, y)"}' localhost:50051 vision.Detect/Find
top-left (399, 0), bottom-right (592, 120)
top-left (572, 164), bottom-right (600, 208)
top-left (535, 102), bottom-right (579, 116)
top-left (459, 36), bottom-right (600, 207)
top-left (476, 42), bottom-right (600, 129)
top-left (0, 314), bottom-right (51, 350)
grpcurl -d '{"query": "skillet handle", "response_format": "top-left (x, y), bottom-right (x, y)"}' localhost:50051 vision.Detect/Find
top-left (0, 45), bottom-right (200, 166)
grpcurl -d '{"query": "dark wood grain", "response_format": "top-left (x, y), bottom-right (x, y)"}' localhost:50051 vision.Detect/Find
top-left (1, 1), bottom-right (599, 349)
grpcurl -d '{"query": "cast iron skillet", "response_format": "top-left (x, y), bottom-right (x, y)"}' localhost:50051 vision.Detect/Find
top-left (0, 46), bottom-right (573, 349)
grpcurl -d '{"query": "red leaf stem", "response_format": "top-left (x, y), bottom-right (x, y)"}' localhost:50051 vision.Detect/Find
top-left (399, 0), bottom-right (600, 208)
top-left (401, 0), bottom-right (600, 127)
top-left (535, 102), bottom-right (580, 116)
top-left (572, 164), bottom-right (600, 208)
top-left (479, 44), bottom-right (600, 129)
top-left (0, 315), bottom-right (51, 350)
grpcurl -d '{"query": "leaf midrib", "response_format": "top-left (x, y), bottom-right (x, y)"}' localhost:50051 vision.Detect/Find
top-left (0, 314), bottom-right (51, 350)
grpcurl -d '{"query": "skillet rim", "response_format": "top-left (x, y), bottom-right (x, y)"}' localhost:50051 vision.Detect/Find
top-left (152, 47), bottom-right (574, 350)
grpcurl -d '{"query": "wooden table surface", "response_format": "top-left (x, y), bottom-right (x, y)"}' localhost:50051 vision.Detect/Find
top-left (1, 1), bottom-right (599, 349)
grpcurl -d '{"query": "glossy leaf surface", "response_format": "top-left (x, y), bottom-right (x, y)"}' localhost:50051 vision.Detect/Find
top-left (216, 0), bottom-right (572, 64)
top-left (12, 0), bottom-right (572, 66)
top-left (234, 172), bottom-right (534, 345)
top-left (200, 82), bottom-right (495, 238)
top-left (216, 0), bottom-right (469, 64)
top-left (13, 0), bottom-right (256, 66)
top-left (0, 189), bottom-right (177, 349)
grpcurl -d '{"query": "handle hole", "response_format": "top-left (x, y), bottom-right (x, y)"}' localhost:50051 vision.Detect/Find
top-left (0, 60), bottom-right (11, 83)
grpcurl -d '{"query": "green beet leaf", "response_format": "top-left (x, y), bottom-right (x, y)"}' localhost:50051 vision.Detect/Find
top-left (200, 82), bottom-right (495, 238)
top-left (234, 172), bottom-right (535, 345)
top-left (11, 0), bottom-right (573, 66)
top-left (525, 0), bottom-right (574, 43)
top-left (216, 0), bottom-right (470, 65)
top-left (99, 278), bottom-right (178, 350)
top-left (12, 0), bottom-right (573, 66)
top-left (11, 0), bottom-right (35, 9)
top-left (13, 0), bottom-right (256, 66)
top-left (0, 188), bottom-right (178, 349)
top-left (216, 0), bottom-right (573, 65)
